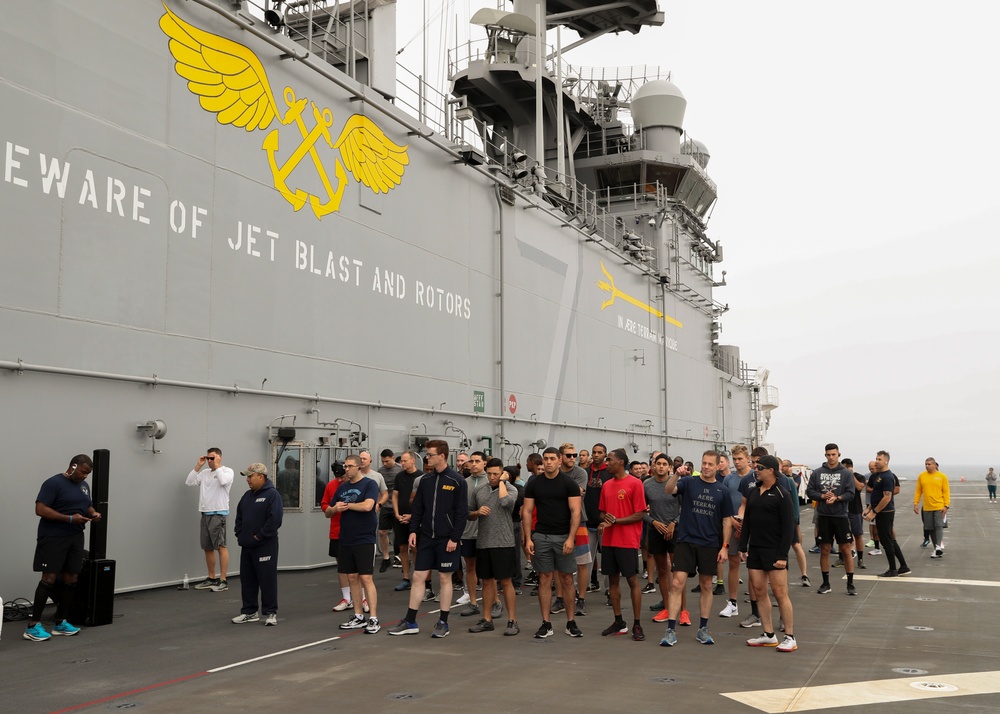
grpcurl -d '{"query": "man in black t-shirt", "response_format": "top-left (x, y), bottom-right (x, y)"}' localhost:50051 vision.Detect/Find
top-left (863, 450), bottom-right (909, 577)
top-left (391, 450), bottom-right (422, 591)
top-left (522, 447), bottom-right (583, 639)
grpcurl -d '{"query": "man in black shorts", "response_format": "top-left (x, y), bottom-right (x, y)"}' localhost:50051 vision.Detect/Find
top-left (658, 451), bottom-right (734, 647)
top-left (739, 455), bottom-right (797, 652)
top-left (25, 455), bottom-right (102, 641)
top-left (467, 458), bottom-right (519, 635)
top-left (387, 440), bottom-right (467, 638)
top-left (331, 455), bottom-right (382, 634)
top-left (522, 447), bottom-right (583, 639)
top-left (645, 454), bottom-right (685, 625)
top-left (391, 451), bottom-right (421, 591)
top-left (805, 443), bottom-right (857, 596)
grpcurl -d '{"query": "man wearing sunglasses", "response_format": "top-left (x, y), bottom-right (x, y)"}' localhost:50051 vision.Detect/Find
top-left (186, 447), bottom-right (235, 591)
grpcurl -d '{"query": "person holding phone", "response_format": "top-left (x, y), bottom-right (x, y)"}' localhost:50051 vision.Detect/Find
top-left (186, 447), bottom-right (235, 591)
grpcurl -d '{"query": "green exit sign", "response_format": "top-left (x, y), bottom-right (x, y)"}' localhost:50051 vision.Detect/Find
top-left (473, 390), bottom-right (485, 413)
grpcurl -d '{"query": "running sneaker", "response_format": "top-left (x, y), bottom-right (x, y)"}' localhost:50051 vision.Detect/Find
top-left (422, 590), bottom-right (436, 602)
top-left (458, 604), bottom-right (480, 617)
top-left (807, 546), bottom-right (821, 554)
top-left (23, 623), bottom-right (51, 641)
top-left (880, 569), bottom-right (899, 578)
top-left (194, 578), bottom-right (220, 590)
top-left (586, 582), bottom-right (601, 593)
top-left (232, 612), bottom-right (259, 624)
top-left (865, 539), bottom-right (875, 548)
top-left (362, 599), bottom-right (370, 613)
top-left (690, 584), bottom-right (701, 593)
top-left (800, 575), bottom-right (811, 587)
top-left (696, 626), bottom-right (715, 644)
top-left (659, 628), bottom-right (678, 647)
top-left (652, 608), bottom-right (670, 623)
top-left (468, 619), bottom-right (494, 633)
top-left (392, 555), bottom-right (402, 567)
top-left (394, 580), bottom-right (412, 591)
top-left (779, 618), bottom-right (785, 632)
top-left (365, 617), bottom-right (380, 634)
top-left (566, 621), bottom-right (583, 638)
top-left (332, 598), bottom-right (353, 612)
top-left (601, 621), bottom-right (628, 636)
top-left (777, 635), bottom-right (798, 652)
top-left (550, 597), bottom-right (566, 614)
top-left (712, 583), bottom-right (725, 596)
top-left (387, 620), bottom-right (419, 636)
top-left (339, 614), bottom-right (367, 630)
top-left (649, 600), bottom-right (664, 611)
top-left (430, 620), bottom-right (450, 638)
top-left (719, 601), bottom-right (739, 618)
top-left (858, 562), bottom-right (868, 569)
top-left (455, 591), bottom-right (471, 606)
top-left (210, 579), bottom-right (229, 592)
top-left (817, 583), bottom-right (832, 594)
top-left (869, 548), bottom-right (882, 556)
top-left (491, 601), bottom-right (503, 619)
top-left (379, 559), bottom-right (392, 573)
top-left (931, 549), bottom-right (943, 559)
top-left (504, 621), bottom-right (520, 636)
top-left (898, 567), bottom-right (912, 576)
top-left (533, 622), bottom-right (554, 639)
top-left (747, 633), bottom-right (779, 647)
top-left (921, 539), bottom-right (930, 548)
top-left (847, 584), bottom-right (857, 596)
top-left (52, 620), bottom-right (81, 636)
top-left (832, 560), bottom-right (844, 568)
top-left (641, 583), bottom-right (657, 594)
top-left (740, 613), bottom-right (761, 628)
top-left (632, 624), bottom-right (645, 641)
top-left (575, 598), bottom-right (587, 617)
top-left (679, 610), bottom-right (692, 627)
top-left (265, 613), bottom-right (278, 626)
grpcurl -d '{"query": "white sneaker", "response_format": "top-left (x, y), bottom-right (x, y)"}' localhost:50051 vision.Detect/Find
top-left (232, 612), bottom-right (259, 624)
top-left (931, 548), bottom-right (944, 559)
top-left (719, 601), bottom-right (739, 618)
top-left (868, 548), bottom-right (882, 556)
top-left (264, 613), bottom-right (277, 626)
top-left (746, 633), bottom-right (779, 647)
top-left (362, 599), bottom-right (370, 613)
top-left (777, 635), bottom-right (798, 652)
top-left (332, 598), bottom-right (353, 612)
top-left (455, 591), bottom-right (471, 606)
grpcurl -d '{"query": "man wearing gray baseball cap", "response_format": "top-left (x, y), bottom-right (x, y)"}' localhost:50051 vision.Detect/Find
top-left (232, 463), bottom-right (283, 626)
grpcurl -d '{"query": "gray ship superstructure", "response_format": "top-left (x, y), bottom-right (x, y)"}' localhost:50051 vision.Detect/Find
top-left (0, 0), bottom-right (775, 597)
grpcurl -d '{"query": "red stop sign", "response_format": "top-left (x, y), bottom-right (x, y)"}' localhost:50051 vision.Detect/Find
top-left (508, 394), bottom-right (517, 414)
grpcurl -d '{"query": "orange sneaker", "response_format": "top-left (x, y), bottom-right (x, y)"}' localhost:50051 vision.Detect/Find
top-left (679, 610), bottom-right (692, 626)
top-left (652, 608), bottom-right (670, 623)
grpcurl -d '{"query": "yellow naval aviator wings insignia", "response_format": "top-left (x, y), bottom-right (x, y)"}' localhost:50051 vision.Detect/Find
top-left (159, 4), bottom-right (409, 218)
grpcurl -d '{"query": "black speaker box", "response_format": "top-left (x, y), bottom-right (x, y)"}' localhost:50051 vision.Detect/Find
top-left (69, 558), bottom-right (116, 627)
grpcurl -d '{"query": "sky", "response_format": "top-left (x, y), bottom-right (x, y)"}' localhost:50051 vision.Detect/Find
top-left (395, 1), bottom-right (1000, 468)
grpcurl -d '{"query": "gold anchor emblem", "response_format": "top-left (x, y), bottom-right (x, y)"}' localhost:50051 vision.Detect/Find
top-left (160, 5), bottom-right (408, 220)
top-left (597, 261), bottom-right (683, 327)
top-left (263, 88), bottom-right (348, 218)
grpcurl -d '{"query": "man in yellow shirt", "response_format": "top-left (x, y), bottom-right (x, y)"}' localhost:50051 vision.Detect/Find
top-left (913, 458), bottom-right (950, 559)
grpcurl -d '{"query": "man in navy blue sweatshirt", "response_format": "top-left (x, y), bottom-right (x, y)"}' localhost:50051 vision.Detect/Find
top-left (232, 463), bottom-right (283, 626)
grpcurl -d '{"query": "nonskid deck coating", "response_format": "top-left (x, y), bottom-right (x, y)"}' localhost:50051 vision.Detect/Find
top-left (3, 480), bottom-right (1000, 713)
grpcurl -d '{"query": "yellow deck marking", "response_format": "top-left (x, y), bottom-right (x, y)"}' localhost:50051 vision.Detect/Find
top-left (722, 670), bottom-right (1000, 712)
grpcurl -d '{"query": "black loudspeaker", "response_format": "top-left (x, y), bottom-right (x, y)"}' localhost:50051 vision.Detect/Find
top-left (90, 449), bottom-right (110, 560)
top-left (69, 558), bottom-right (116, 627)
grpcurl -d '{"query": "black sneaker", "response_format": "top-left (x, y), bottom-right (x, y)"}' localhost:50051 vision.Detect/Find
top-left (649, 600), bottom-right (664, 611)
top-left (575, 598), bottom-right (587, 617)
top-left (641, 583), bottom-right (656, 594)
top-left (847, 584), bottom-right (857, 596)
top-left (712, 583), bottom-right (725, 595)
top-left (817, 583), bottom-right (832, 594)
top-left (422, 589), bottom-right (436, 602)
top-left (898, 567), bottom-right (912, 576)
top-left (551, 597), bottom-right (566, 614)
top-left (533, 622), bottom-right (554, 639)
top-left (565, 621), bottom-right (583, 638)
top-left (880, 569), bottom-right (899, 578)
top-left (601, 621), bottom-right (628, 636)
top-left (632, 624), bottom-right (646, 641)
top-left (586, 582), bottom-right (601, 593)
top-left (379, 559), bottom-right (391, 573)
top-left (690, 584), bottom-right (701, 593)
top-left (468, 619), bottom-right (494, 633)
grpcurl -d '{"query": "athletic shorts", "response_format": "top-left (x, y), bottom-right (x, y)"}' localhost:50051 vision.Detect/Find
top-left (328, 538), bottom-right (340, 559)
top-left (337, 543), bottom-right (376, 575)
top-left (378, 507), bottom-right (395, 531)
top-left (460, 538), bottom-right (477, 558)
top-left (415, 536), bottom-right (461, 573)
top-left (848, 513), bottom-right (864, 537)
top-left (574, 526), bottom-right (592, 564)
top-left (600, 546), bottom-right (639, 578)
top-left (746, 548), bottom-right (789, 572)
top-left (393, 521), bottom-right (410, 551)
top-left (531, 532), bottom-right (576, 574)
top-left (817, 515), bottom-right (852, 546)
top-left (476, 546), bottom-right (516, 581)
top-left (33, 532), bottom-right (85, 574)
top-left (671, 542), bottom-right (718, 576)
top-left (200, 513), bottom-right (227, 550)
top-left (647, 528), bottom-right (676, 555)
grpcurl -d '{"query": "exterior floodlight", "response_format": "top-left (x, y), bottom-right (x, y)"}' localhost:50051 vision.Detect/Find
top-left (512, 151), bottom-right (528, 164)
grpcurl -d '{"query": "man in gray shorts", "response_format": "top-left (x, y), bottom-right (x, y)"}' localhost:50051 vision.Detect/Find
top-left (186, 447), bottom-right (235, 591)
top-left (522, 447), bottom-right (583, 638)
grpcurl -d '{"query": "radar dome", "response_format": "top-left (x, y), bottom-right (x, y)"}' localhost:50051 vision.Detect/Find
top-left (681, 138), bottom-right (710, 169)
top-left (631, 80), bottom-right (687, 131)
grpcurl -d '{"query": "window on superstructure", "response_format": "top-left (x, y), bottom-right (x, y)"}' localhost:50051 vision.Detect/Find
top-left (273, 444), bottom-right (303, 512)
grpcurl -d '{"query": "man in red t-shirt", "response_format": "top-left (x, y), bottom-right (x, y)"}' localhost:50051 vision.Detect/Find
top-left (598, 448), bottom-right (648, 641)
top-left (321, 468), bottom-right (354, 612)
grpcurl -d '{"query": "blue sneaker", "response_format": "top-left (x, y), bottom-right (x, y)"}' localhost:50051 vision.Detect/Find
top-left (659, 628), bottom-right (678, 647)
top-left (52, 619), bottom-right (81, 636)
top-left (24, 623), bottom-right (51, 641)
top-left (696, 626), bottom-right (715, 645)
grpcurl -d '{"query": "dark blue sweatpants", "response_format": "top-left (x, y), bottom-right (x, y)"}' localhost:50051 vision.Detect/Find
top-left (240, 539), bottom-right (279, 615)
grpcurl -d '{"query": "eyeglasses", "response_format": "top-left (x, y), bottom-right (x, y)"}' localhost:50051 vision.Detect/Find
top-left (345, 464), bottom-right (359, 469)
top-left (426, 452), bottom-right (439, 458)
top-left (563, 453), bottom-right (578, 458)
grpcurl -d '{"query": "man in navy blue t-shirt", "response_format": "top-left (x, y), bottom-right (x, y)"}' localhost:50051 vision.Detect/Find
top-left (863, 450), bottom-right (910, 577)
top-left (24, 454), bottom-right (103, 642)
top-left (331, 454), bottom-right (382, 633)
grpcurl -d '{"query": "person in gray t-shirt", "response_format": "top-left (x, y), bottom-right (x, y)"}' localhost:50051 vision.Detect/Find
top-left (468, 458), bottom-right (519, 632)
top-left (559, 443), bottom-right (592, 617)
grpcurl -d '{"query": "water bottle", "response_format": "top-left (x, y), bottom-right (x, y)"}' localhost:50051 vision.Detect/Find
top-left (177, 573), bottom-right (190, 590)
